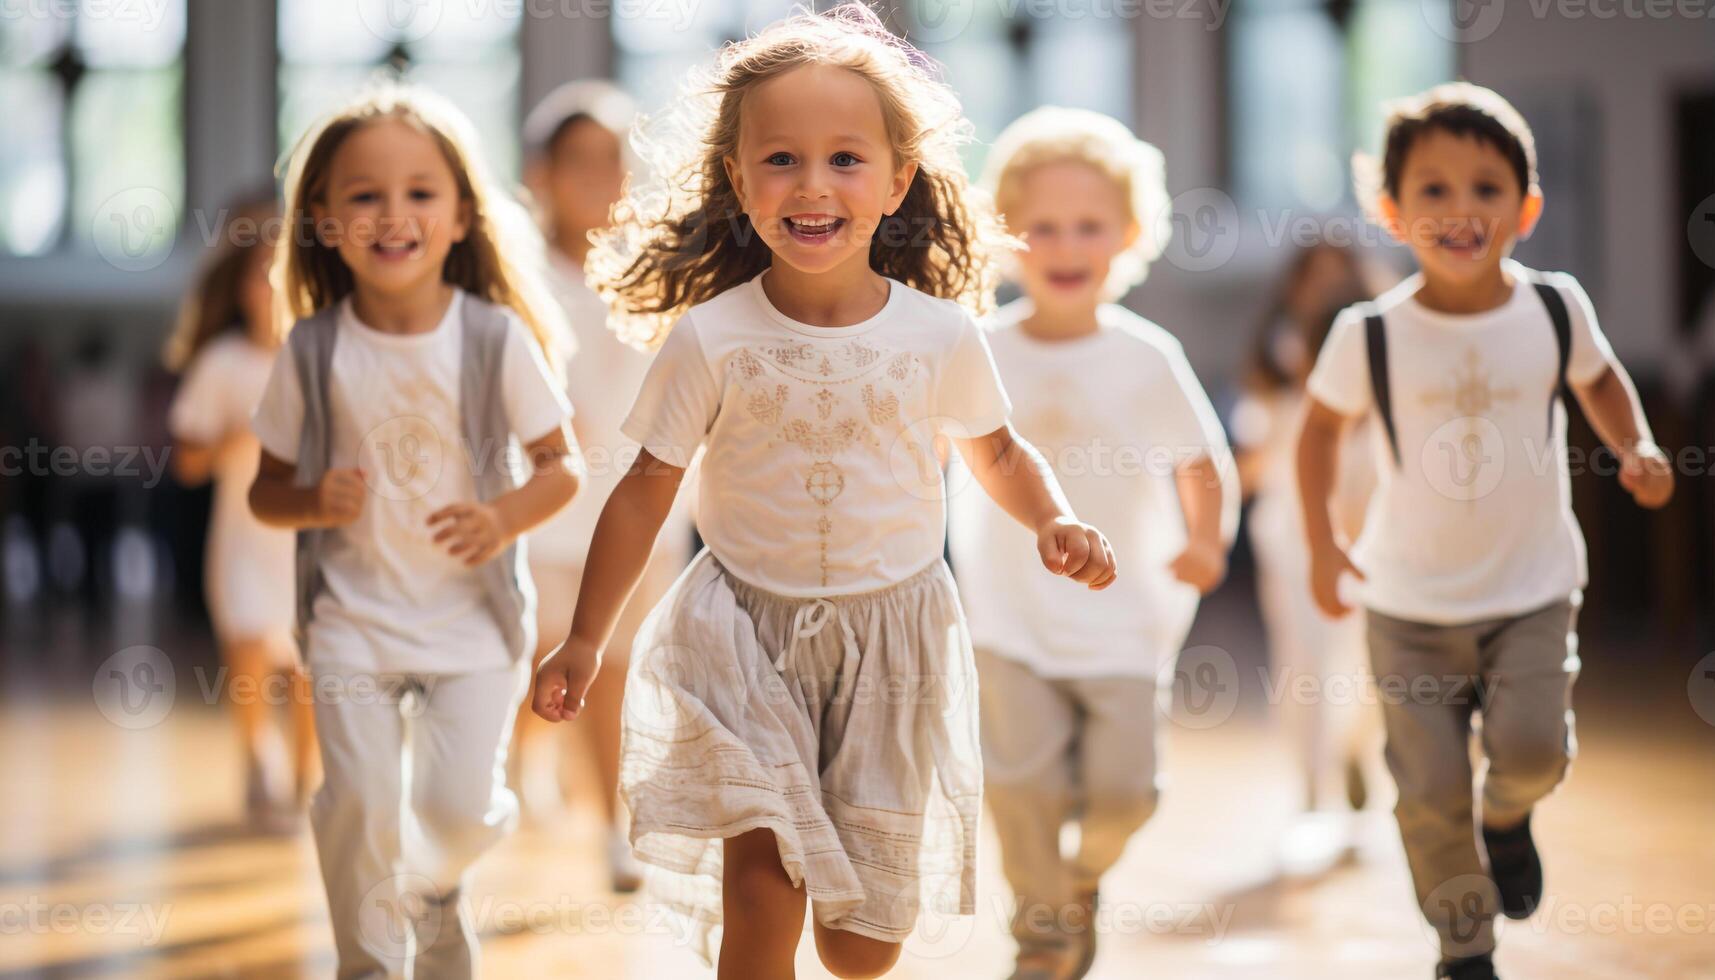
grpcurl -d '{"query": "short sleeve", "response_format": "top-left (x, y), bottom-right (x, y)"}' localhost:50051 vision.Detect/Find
top-left (1305, 307), bottom-right (1372, 418)
top-left (618, 314), bottom-right (720, 468)
top-left (251, 347), bottom-right (305, 463)
top-left (500, 318), bottom-right (574, 444)
top-left (1146, 340), bottom-right (1229, 458)
top-left (168, 341), bottom-right (234, 445)
top-left (1555, 275), bottom-right (1616, 386)
top-left (933, 311), bottom-right (1012, 438)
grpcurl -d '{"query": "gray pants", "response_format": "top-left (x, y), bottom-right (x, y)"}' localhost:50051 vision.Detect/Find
top-left (1365, 598), bottom-right (1580, 960)
top-left (976, 648), bottom-right (1163, 955)
top-left (310, 661), bottom-right (529, 979)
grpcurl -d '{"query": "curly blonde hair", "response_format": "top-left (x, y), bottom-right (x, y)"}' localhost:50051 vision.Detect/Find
top-left (588, 2), bottom-right (1013, 350)
top-left (274, 81), bottom-right (565, 367)
top-left (980, 106), bottom-right (1172, 302)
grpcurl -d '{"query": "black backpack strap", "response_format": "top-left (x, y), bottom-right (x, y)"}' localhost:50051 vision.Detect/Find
top-left (1364, 306), bottom-right (1402, 468)
top-left (1530, 276), bottom-right (1573, 438)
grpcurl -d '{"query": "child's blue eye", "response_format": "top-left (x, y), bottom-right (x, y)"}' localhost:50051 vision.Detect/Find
top-left (832, 152), bottom-right (860, 167)
top-left (410, 189), bottom-right (436, 201)
top-left (351, 191), bottom-right (378, 203)
top-left (766, 152), bottom-right (794, 166)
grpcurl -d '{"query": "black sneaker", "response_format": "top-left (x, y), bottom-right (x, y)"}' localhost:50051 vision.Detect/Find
top-left (1437, 953), bottom-right (1499, 980)
top-left (1482, 814), bottom-right (1544, 919)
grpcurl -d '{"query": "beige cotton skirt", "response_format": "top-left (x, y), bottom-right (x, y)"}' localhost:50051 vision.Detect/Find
top-left (618, 547), bottom-right (983, 963)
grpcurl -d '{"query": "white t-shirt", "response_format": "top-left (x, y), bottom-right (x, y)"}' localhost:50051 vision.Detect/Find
top-left (947, 301), bottom-right (1234, 677)
top-left (169, 333), bottom-right (290, 551)
top-left (529, 251), bottom-right (656, 566)
top-left (619, 270), bottom-right (1012, 597)
top-left (1305, 260), bottom-right (1614, 625)
top-left (252, 290), bottom-right (572, 673)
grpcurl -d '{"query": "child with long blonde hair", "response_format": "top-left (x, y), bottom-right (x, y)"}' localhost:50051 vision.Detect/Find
top-left (165, 191), bottom-right (316, 831)
top-left (249, 83), bottom-right (581, 978)
top-left (531, 6), bottom-right (1116, 977)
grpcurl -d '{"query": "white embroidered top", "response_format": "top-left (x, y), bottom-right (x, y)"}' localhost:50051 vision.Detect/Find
top-left (620, 270), bottom-right (1012, 597)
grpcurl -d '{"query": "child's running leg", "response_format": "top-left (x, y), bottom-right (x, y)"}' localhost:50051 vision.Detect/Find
top-left (975, 649), bottom-right (1080, 968)
top-left (1067, 675), bottom-right (1161, 891)
top-left (1476, 599), bottom-right (1580, 829)
top-left (721, 828), bottom-right (807, 980)
top-left (406, 662), bottom-right (530, 979)
top-left (308, 668), bottom-right (410, 978)
top-left (1366, 611), bottom-right (1496, 963)
top-left (1474, 599), bottom-right (1580, 922)
top-left (812, 916), bottom-right (902, 978)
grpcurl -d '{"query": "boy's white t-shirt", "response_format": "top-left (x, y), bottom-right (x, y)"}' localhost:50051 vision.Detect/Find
top-left (251, 290), bottom-right (572, 673)
top-left (619, 270), bottom-right (1012, 597)
top-left (947, 301), bottom-right (1234, 678)
top-left (1306, 259), bottom-right (1615, 626)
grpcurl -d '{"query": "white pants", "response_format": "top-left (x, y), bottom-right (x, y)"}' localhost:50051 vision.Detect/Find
top-left (310, 660), bottom-right (529, 979)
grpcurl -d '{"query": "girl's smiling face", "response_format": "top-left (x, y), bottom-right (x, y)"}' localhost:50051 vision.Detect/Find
top-left (1385, 128), bottom-right (1539, 287)
top-left (313, 118), bottom-right (471, 295)
top-left (1008, 160), bottom-right (1136, 312)
top-left (724, 64), bottom-right (917, 277)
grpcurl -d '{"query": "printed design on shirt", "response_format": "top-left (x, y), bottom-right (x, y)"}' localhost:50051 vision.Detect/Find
top-left (729, 336), bottom-right (923, 586)
top-left (1015, 378), bottom-right (1082, 455)
top-left (1417, 346), bottom-right (1518, 505)
top-left (748, 385), bottom-right (789, 426)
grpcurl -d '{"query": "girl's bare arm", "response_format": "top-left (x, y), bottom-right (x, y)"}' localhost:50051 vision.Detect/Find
top-left (532, 448), bottom-right (685, 721)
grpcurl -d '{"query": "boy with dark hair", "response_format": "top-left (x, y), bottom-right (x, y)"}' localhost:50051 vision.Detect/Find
top-left (1297, 82), bottom-right (1673, 980)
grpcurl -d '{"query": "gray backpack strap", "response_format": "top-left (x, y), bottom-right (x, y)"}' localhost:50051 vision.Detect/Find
top-left (1527, 275), bottom-right (1573, 439)
top-left (457, 292), bottom-right (533, 660)
top-left (1364, 305), bottom-right (1402, 468)
top-left (285, 305), bottom-right (340, 646)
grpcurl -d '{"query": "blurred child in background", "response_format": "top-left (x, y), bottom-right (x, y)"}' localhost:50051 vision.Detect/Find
top-left (166, 191), bottom-right (317, 830)
top-left (514, 79), bottom-right (692, 892)
top-left (950, 106), bottom-right (1237, 980)
top-left (1231, 239), bottom-right (1384, 869)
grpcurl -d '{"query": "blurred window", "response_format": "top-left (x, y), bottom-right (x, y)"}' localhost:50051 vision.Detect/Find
top-left (0, 0), bottom-right (186, 258)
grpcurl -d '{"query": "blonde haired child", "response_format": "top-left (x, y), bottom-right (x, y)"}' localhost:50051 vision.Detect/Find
top-left (950, 105), bottom-right (1237, 980)
top-left (531, 7), bottom-right (1117, 977)
top-left (250, 83), bottom-right (581, 978)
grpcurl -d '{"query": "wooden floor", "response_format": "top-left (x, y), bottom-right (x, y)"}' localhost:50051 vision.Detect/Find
top-left (2, 602), bottom-right (1712, 979)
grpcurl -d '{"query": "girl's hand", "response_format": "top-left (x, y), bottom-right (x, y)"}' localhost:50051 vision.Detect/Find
top-left (317, 468), bottom-right (366, 527)
top-left (1308, 537), bottom-right (1364, 619)
top-left (1619, 444), bottom-right (1674, 510)
top-left (1169, 539), bottom-right (1227, 595)
top-left (532, 637), bottom-right (601, 723)
top-left (428, 502), bottom-right (508, 566)
top-left (1037, 517), bottom-right (1117, 590)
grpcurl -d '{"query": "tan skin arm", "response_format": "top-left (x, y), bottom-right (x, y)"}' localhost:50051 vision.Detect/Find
top-left (533, 448), bottom-right (685, 722)
top-left (250, 426), bottom-right (581, 550)
top-left (1570, 364), bottom-right (1673, 509)
top-left (1296, 397), bottom-right (1366, 618)
top-left (947, 422), bottom-right (1116, 588)
top-left (1170, 455), bottom-right (1229, 594)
